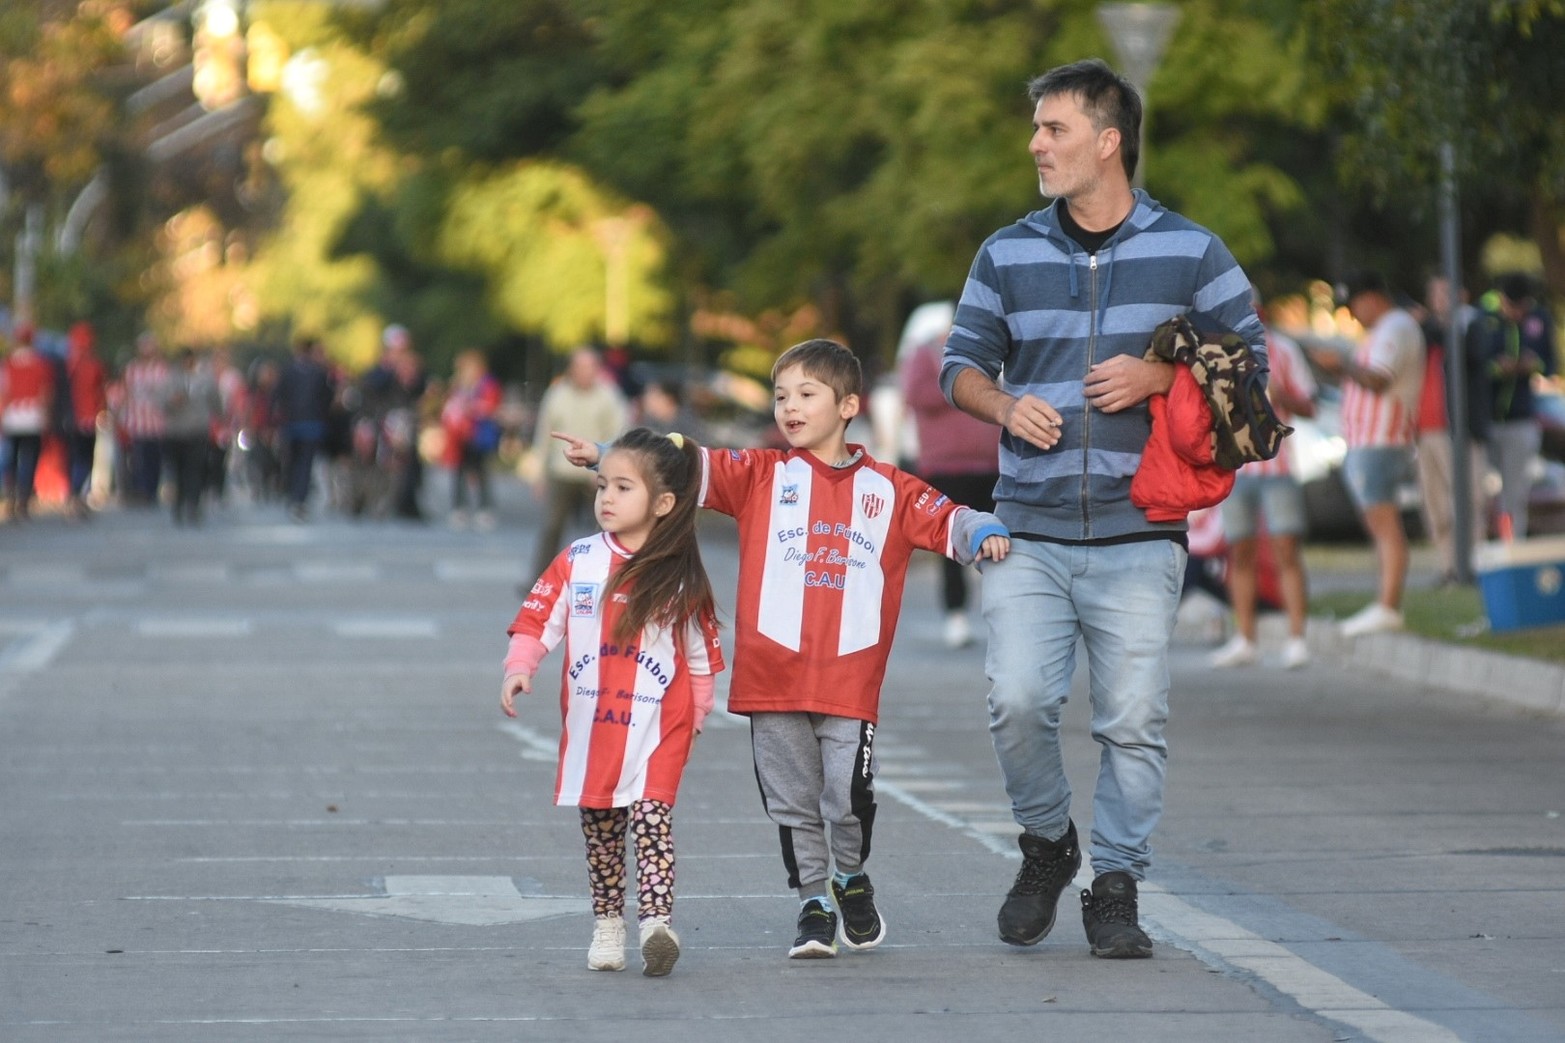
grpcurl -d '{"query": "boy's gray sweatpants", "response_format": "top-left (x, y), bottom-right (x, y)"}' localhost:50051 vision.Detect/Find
top-left (750, 711), bottom-right (878, 900)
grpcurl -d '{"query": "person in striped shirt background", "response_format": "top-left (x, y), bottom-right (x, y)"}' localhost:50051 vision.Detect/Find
top-left (1308, 270), bottom-right (1426, 638)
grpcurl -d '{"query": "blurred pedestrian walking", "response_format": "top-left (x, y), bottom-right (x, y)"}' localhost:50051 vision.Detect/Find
top-left (1480, 273), bottom-right (1557, 538)
top-left (899, 300), bottom-right (1000, 648)
top-left (440, 349), bottom-right (503, 530)
top-left (1, 324), bottom-right (56, 522)
top-left (367, 325), bottom-right (432, 521)
top-left (161, 347), bottom-right (223, 526)
top-left (63, 321), bottom-right (107, 519)
top-left (1211, 298), bottom-right (1316, 670)
top-left (273, 337), bottom-right (335, 522)
top-left (119, 332), bottom-right (170, 508)
top-left (1415, 273), bottom-right (1492, 576)
top-left (529, 347), bottom-right (627, 578)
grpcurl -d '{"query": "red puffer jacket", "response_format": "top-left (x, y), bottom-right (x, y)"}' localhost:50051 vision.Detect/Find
top-left (1131, 364), bottom-right (1234, 524)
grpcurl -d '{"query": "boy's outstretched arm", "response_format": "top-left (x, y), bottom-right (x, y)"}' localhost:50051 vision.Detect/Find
top-left (550, 431), bottom-right (600, 468)
top-left (950, 508), bottom-right (1010, 566)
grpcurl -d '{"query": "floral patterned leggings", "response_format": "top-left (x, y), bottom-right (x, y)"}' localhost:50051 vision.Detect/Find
top-left (580, 800), bottom-right (675, 922)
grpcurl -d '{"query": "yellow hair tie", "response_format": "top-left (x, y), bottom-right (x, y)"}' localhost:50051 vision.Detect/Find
top-left (667, 432), bottom-right (685, 448)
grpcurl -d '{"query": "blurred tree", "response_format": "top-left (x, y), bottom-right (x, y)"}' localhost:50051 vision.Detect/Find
top-left (361, 0), bottom-right (1318, 365)
top-left (0, 0), bottom-right (147, 334)
top-left (0, 2), bottom-right (124, 202)
top-left (1307, 0), bottom-right (1565, 299)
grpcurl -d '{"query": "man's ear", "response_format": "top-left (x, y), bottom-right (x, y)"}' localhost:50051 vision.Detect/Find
top-left (838, 392), bottom-right (861, 421)
top-left (1098, 126), bottom-right (1121, 163)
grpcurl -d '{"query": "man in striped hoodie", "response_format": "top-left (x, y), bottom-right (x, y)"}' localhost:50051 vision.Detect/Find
top-left (941, 58), bottom-right (1265, 959)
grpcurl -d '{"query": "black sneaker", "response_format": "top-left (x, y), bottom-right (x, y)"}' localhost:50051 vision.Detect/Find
top-left (1081, 871), bottom-right (1153, 959)
top-left (788, 898), bottom-right (838, 959)
top-left (829, 872), bottom-right (886, 950)
top-left (997, 820), bottom-right (1081, 945)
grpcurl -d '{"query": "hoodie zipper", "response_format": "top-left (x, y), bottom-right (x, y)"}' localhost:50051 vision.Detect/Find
top-left (1081, 252), bottom-right (1098, 537)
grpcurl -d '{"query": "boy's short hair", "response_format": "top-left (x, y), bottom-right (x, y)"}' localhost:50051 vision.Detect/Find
top-left (771, 339), bottom-right (863, 402)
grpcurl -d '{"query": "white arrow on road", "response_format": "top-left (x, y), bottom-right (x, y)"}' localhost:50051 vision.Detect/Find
top-left (269, 875), bottom-right (590, 926)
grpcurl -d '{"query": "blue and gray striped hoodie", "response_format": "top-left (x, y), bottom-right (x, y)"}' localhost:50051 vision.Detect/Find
top-left (940, 190), bottom-right (1266, 542)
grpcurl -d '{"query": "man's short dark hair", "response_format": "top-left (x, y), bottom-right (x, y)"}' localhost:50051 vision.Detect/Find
top-left (1496, 272), bottom-right (1535, 305)
top-left (1341, 269), bottom-right (1391, 305)
top-left (1027, 58), bottom-right (1143, 183)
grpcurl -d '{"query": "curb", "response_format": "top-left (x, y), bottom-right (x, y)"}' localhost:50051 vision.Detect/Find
top-left (1176, 593), bottom-right (1565, 717)
top-left (1306, 623), bottom-right (1565, 717)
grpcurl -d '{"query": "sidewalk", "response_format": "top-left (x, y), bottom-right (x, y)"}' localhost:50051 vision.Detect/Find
top-left (1180, 540), bottom-right (1565, 717)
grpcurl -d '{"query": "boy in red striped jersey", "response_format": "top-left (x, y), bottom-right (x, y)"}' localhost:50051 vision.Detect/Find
top-left (555, 339), bottom-right (1009, 959)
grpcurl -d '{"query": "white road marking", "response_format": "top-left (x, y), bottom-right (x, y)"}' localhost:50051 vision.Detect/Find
top-left (334, 619), bottom-right (439, 639)
top-left (137, 619), bottom-right (253, 638)
top-left (0, 620), bottom-right (75, 672)
top-left (265, 875), bottom-right (590, 926)
top-left (148, 564), bottom-right (231, 583)
top-left (877, 764), bottom-right (1464, 1043)
top-left (294, 563), bottom-right (378, 583)
top-left (496, 719), bottom-right (559, 761)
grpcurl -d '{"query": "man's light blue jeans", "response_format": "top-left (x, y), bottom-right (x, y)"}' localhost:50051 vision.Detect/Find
top-left (980, 537), bottom-right (1185, 879)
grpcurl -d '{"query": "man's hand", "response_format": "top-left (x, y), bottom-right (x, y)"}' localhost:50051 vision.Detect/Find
top-left (1003, 394), bottom-right (1064, 450)
top-left (1083, 355), bottom-right (1173, 413)
top-left (500, 673), bottom-right (531, 718)
top-left (550, 431), bottom-right (600, 468)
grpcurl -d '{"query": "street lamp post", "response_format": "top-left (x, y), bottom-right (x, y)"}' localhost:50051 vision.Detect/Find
top-left (1096, 2), bottom-right (1181, 190)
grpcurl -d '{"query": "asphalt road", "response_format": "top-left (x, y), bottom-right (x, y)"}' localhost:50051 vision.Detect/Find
top-left (2, 474), bottom-right (1562, 1042)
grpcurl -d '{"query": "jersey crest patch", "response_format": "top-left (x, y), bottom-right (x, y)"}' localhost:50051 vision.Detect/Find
top-left (571, 583), bottom-right (599, 617)
top-left (779, 484), bottom-right (800, 506)
top-left (860, 492), bottom-right (885, 519)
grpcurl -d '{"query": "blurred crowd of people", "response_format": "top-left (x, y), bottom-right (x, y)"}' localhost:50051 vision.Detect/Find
top-left (0, 321), bottom-right (502, 530)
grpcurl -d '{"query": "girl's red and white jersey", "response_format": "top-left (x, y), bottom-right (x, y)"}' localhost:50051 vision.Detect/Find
top-left (1341, 308), bottom-right (1426, 449)
top-left (508, 533), bottom-right (724, 809)
top-left (698, 445), bottom-right (963, 724)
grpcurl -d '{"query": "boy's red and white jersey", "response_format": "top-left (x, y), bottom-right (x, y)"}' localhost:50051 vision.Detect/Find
top-left (698, 445), bottom-right (963, 723)
top-left (508, 533), bottom-right (723, 809)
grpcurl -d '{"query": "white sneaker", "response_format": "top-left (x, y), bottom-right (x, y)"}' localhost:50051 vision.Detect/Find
top-left (1339, 603), bottom-right (1404, 638)
top-left (587, 915), bottom-right (626, 971)
top-left (1209, 634), bottom-right (1258, 668)
top-left (475, 510), bottom-right (497, 532)
top-left (1280, 637), bottom-right (1310, 670)
top-left (448, 510), bottom-right (469, 530)
top-left (943, 611), bottom-right (973, 649)
top-left (638, 916), bottom-right (680, 977)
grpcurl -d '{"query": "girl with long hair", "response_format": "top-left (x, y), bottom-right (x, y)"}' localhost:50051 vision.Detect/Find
top-left (501, 427), bottom-right (723, 977)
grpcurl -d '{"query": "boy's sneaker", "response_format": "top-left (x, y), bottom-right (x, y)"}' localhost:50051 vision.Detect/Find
top-left (788, 898), bottom-right (838, 959)
top-left (638, 916), bottom-right (680, 977)
top-left (998, 821), bottom-right (1081, 945)
top-left (1080, 871), bottom-right (1153, 959)
top-left (829, 872), bottom-right (886, 950)
top-left (587, 915), bottom-right (626, 971)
